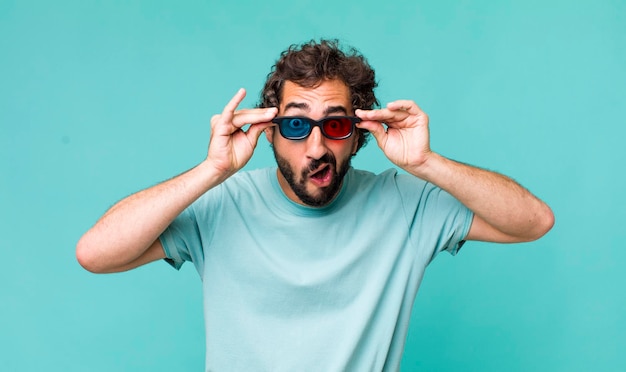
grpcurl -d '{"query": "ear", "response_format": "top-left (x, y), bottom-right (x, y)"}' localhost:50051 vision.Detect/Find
top-left (265, 126), bottom-right (275, 144)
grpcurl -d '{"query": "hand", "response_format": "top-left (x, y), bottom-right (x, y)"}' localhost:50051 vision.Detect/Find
top-left (355, 100), bottom-right (431, 173)
top-left (207, 88), bottom-right (277, 177)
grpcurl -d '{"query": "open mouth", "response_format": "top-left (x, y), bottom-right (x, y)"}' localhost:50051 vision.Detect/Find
top-left (309, 164), bottom-right (332, 184)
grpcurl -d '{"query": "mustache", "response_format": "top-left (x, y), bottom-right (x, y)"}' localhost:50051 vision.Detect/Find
top-left (306, 153), bottom-right (336, 173)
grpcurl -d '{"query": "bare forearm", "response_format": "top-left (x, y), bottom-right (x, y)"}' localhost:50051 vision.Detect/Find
top-left (76, 160), bottom-right (224, 272)
top-left (355, 100), bottom-right (553, 242)
top-left (407, 153), bottom-right (554, 241)
top-left (76, 89), bottom-right (276, 273)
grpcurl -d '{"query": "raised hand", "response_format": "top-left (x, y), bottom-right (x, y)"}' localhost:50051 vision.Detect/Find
top-left (355, 100), bottom-right (431, 173)
top-left (208, 88), bottom-right (277, 177)
top-left (76, 89), bottom-right (278, 273)
top-left (357, 99), bottom-right (554, 243)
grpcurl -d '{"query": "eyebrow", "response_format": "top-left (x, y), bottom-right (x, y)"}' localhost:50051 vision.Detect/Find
top-left (324, 105), bottom-right (349, 116)
top-left (283, 102), bottom-right (349, 116)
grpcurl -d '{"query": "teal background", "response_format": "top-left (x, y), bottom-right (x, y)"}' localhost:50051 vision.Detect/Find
top-left (1, 0), bottom-right (624, 370)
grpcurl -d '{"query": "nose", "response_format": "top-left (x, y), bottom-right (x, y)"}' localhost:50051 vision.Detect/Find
top-left (305, 126), bottom-right (327, 159)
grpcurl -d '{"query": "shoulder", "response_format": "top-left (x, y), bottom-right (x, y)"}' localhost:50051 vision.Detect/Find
top-left (223, 167), bottom-right (275, 189)
top-left (192, 167), bottom-right (275, 210)
top-left (348, 167), bottom-right (397, 184)
top-left (348, 167), bottom-right (428, 192)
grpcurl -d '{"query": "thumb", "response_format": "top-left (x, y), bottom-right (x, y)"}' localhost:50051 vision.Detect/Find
top-left (357, 120), bottom-right (387, 148)
top-left (246, 123), bottom-right (274, 147)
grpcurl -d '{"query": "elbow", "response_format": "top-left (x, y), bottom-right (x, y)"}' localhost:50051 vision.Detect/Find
top-left (76, 236), bottom-right (108, 274)
top-left (527, 204), bottom-right (555, 242)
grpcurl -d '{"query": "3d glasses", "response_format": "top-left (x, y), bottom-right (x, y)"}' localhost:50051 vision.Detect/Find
top-left (272, 116), bottom-right (361, 140)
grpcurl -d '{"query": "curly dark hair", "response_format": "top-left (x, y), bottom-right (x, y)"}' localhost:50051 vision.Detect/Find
top-left (259, 39), bottom-right (379, 152)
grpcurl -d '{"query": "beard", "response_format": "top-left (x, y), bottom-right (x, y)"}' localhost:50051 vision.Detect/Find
top-left (273, 149), bottom-right (351, 207)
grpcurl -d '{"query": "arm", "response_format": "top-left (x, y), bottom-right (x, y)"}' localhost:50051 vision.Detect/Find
top-left (411, 153), bottom-right (554, 242)
top-left (76, 89), bottom-right (278, 273)
top-left (355, 101), bottom-right (554, 243)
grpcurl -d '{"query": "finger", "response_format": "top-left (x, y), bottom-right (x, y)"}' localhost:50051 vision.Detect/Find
top-left (355, 108), bottom-right (388, 120)
top-left (245, 121), bottom-right (275, 143)
top-left (356, 108), bottom-right (408, 123)
top-left (386, 100), bottom-right (423, 115)
top-left (356, 120), bottom-right (387, 146)
top-left (221, 88), bottom-right (247, 122)
top-left (231, 107), bottom-right (278, 128)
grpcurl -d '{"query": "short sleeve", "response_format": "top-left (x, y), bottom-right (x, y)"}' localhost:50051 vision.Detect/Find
top-left (426, 186), bottom-right (473, 257)
top-left (394, 172), bottom-right (474, 264)
top-left (159, 205), bottom-right (206, 276)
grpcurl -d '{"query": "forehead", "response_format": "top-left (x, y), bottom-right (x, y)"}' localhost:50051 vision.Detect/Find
top-left (280, 79), bottom-right (352, 115)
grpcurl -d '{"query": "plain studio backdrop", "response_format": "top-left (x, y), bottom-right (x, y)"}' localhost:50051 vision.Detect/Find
top-left (1, 0), bottom-right (624, 371)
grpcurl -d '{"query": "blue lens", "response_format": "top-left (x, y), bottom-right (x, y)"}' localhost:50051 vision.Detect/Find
top-left (282, 118), bottom-right (311, 138)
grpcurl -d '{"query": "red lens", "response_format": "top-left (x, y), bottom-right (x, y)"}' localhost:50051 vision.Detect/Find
top-left (322, 118), bottom-right (352, 138)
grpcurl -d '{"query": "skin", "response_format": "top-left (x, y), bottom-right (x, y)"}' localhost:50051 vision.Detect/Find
top-left (76, 79), bottom-right (554, 273)
top-left (75, 88), bottom-right (277, 273)
top-left (355, 99), bottom-right (554, 242)
top-left (266, 80), bottom-right (358, 207)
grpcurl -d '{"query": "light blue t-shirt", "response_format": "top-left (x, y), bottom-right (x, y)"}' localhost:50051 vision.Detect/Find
top-left (160, 167), bottom-right (473, 371)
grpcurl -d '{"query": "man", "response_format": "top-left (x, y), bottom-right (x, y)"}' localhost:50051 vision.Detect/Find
top-left (77, 39), bottom-right (554, 371)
